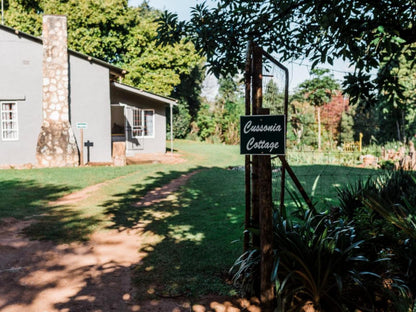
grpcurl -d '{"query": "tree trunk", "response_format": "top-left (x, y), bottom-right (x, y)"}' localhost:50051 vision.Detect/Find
top-left (402, 109), bottom-right (406, 143)
top-left (317, 106), bottom-right (321, 151)
top-left (396, 120), bottom-right (401, 142)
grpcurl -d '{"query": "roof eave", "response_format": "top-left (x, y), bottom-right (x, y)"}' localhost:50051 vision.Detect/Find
top-left (111, 82), bottom-right (178, 106)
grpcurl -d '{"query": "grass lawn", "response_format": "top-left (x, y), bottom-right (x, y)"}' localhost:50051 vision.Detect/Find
top-left (275, 164), bottom-right (381, 211)
top-left (129, 168), bottom-right (245, 298)
top-left (0, 140), bottom-right (242, 220)
top-left (0, 140), bottom-right (384, 298)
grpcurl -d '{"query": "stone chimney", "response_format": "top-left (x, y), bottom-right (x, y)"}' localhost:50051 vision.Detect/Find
top-left (36, 15), bottom-right (79, 167)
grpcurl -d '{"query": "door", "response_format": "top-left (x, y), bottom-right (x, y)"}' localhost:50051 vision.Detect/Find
top-left (125, 106), bottom-right (144, 150)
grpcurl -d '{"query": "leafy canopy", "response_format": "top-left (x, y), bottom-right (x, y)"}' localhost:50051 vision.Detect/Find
top-left (3, 0), bottom-right (204, 96)
top-left (156, 0), bottom-right (416, 103)
top-left (298, 69), bottom-right (340, 108)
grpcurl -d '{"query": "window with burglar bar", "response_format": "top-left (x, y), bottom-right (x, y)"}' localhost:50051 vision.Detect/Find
top-left (1, 102), bottom-right (18, 141)
top-left (132, 108), bottom-right (154, 137)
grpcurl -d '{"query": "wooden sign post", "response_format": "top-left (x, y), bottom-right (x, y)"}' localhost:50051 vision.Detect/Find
top-left (251, 45), bottom-right (274, 311)
top-left (76, 122), bottom-right (88, 166)
top-left (242, 43), bottom-right (314, 312)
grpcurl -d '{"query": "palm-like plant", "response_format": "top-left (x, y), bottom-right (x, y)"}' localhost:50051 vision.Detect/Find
top-left (336, 177), bottom-right (375, 220)
top-left (335, 170), bottom-right (416, 311)
top-left (272, 209), bottom-right (377, 312)
top-left (231, 208), bottom-right (386, 312)
top-left (232, 171), bottom-right (416, 311)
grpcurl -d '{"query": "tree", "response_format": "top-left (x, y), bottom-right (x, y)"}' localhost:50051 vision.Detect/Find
top-left (320, 91), bottom-right (349, 145)
top-left (298, 69), bottom-right (339, 151)
top-left (377, 48), bottom-right (416, 142)
top-left (339, 110), bottom-right (355, 144)
top-left (215, 75), bottom-right (244, 144)
top-left (5, 0), bottom-right (135, 63)
top-left (287, 95), bottom-right (316, 148)
top-left (351, 47), bottom-right (416, 144)
top-left (122, 5), bottom-right (203, 96)
top-left (3, 0), bottom-right (204, 97)
top-left (195, 75), bottom-right (244, 144)
top-left (263, 80), bottom-right (284, 115)
top-left (156, 0), bottom-right (415, 106)
top-left (169, 64), bottom-right (205, 139)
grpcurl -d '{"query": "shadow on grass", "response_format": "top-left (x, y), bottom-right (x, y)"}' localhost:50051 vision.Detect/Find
top-left (0, 179), bottom-right (73, 219)
top-left (0, 163), bottom-right (385, 311)
top-left (22, 208), bottom-right (100, 243)
top-left (101, 167), bottom-right (245, 298)
top-left (102, 167), bottom-right (204, 229)
top-left (0, 179), bottom-right (99, 243)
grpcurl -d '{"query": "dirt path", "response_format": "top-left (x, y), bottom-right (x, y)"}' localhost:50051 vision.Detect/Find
top-left (0, 171), bottom-right (260, 312)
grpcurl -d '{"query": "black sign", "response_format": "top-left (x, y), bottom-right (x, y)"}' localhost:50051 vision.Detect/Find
top-left (240, 115), bottom-right (285, 155)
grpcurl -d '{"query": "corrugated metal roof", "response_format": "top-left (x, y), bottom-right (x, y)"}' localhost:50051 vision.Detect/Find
top-left (0, 23), bottom-right (126, 78)
top-left (111, 82), bottom-right (177, 106)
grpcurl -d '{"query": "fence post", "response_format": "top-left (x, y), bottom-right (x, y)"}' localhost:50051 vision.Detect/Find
top-left (244, 43), bottom-right (252, 253)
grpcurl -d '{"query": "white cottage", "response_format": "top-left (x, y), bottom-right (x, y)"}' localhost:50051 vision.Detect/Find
top-left (0, 15), bottom-right (176, 168)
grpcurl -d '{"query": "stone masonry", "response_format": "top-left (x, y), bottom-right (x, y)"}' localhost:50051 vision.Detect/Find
top-left (36, 15), bottom-right (79, 167)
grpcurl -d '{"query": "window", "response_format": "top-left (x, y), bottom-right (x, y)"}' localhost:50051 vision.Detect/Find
top-left (1, 102), bottom-right (18, 140)
top-left (132, 109), bottom-right (154, 137)
top-left (132, 108), bottom-right (142, 137)
top-left (143, 110), bottom-right (154, 137)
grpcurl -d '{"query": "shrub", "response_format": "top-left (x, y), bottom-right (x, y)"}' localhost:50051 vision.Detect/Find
top-left (271, 209), bottom-right (379, 311)
top-left (335, 170), bottom-right (416, 310)
top-left (231, 208), bottom-right (391, 311)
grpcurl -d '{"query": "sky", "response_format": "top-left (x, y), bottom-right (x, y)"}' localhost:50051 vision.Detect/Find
top-left (128, 0), bottom-right (354, 95)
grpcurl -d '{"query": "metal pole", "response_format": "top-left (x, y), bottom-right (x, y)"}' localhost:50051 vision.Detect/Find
top-left (1, 0), bottom-right (4, 25)
top-left (279, 155), bottom-right (315, 212)
top-left (280, 56), bottom-right (289, 215)
top-left (244, 42), bottom-right (252, 252)
top-left (261, 50), bottom-right (289, 215)
top-left (170, 103), bottom-right (173, 156)
top-left (251, 46), bottom-right (261, 249)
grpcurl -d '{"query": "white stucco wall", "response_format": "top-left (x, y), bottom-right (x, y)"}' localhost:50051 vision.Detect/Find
top-left (69, 56), bottom-right (112, 164)
top-left (0, 29), bottom-right (43, 166)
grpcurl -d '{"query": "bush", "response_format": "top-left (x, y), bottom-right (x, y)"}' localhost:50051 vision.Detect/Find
top-left (169, 103), bottom-right (192, 139)
top-left (232, 171), bottom-right (416, 311)
top-left (231, 208), bottom-right (393, 311)
top-left (335, 170), bottom-right (416, 310)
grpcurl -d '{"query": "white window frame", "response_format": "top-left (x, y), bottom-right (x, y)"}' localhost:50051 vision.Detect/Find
top-left (132, 109), bottom-right (155, 138)
top-left (1, 102), bottom-right (19, 141)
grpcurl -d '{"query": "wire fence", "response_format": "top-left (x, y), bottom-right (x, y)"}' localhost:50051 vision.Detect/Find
top-left (270, 151), bottom-right (387, 211)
